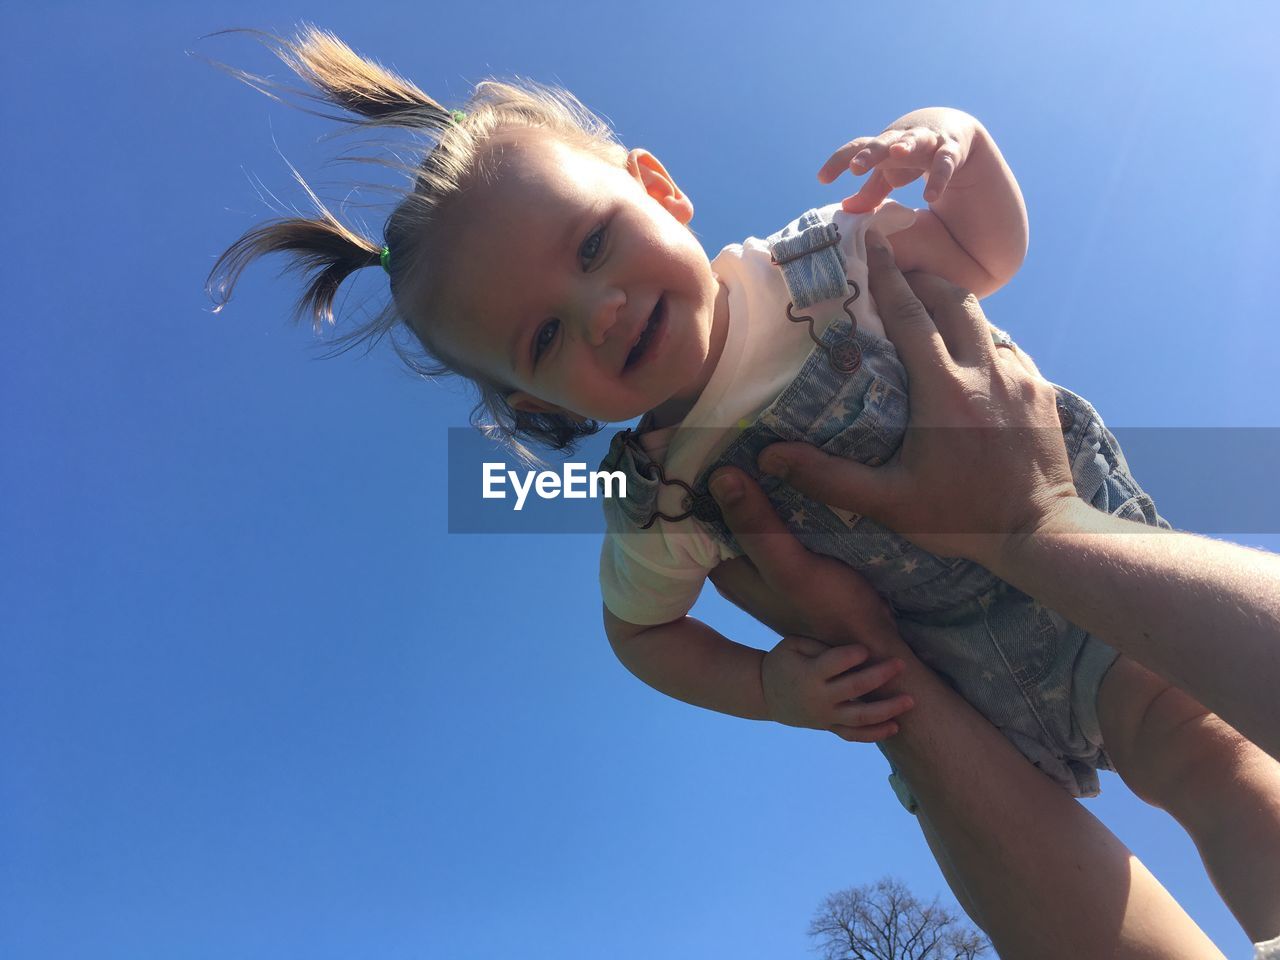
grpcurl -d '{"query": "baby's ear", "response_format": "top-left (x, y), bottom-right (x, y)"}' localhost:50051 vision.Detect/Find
top-left (627, 148), bottom-right (694, 225)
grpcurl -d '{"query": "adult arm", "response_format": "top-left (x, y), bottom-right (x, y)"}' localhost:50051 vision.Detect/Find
top-left (753, 239), bottom-right (1280, 760)
top-left (707, 466), bottom-right (1225, 960)
top-left (994, 498), bottom-right (1280, 757)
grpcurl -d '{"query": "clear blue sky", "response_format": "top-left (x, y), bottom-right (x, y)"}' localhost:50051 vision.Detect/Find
top-left (4, 2), bottom-right (1279, 957)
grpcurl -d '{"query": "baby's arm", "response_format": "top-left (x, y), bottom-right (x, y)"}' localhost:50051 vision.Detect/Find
top-left (822, 107), bottom-right (1028, 297)
top-left (604, 607), bottom-right (771, 719)
top-left (603, 606), bottom-right (912, 739)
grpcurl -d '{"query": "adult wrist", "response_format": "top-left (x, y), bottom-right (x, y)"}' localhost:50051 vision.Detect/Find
top-left (987, 495), bottom-right (1095, 580)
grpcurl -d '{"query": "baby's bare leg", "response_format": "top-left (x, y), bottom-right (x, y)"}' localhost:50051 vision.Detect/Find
top-left (1099, 655), bottom-right (1280, 941)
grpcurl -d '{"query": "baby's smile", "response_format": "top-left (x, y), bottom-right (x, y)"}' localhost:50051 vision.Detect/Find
top-left (623, 295), bottom-right (666, 372)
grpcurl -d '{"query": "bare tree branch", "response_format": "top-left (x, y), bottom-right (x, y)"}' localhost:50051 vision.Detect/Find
top-left (807, 876), bottom-right (990, 960)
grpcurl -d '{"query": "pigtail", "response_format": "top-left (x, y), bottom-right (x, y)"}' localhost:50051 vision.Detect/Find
top-left (201, 24), bottom-right (432, 334)
top-left (205, 97), bottom-right (391, 335)
top-left (195, 23), bottom-right (456, 134)
top-left (206, 209), bottom-right (380, 332)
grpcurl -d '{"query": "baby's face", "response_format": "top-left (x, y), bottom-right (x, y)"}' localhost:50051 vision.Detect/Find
top-left (428, 132), bottom-right (726, 426)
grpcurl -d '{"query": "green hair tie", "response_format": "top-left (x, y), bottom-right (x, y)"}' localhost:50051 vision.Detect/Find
top-left (379, 112), bottom-right (463, 278)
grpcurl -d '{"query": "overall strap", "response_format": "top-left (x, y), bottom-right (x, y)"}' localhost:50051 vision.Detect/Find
top-left (766, 207), bottom-right (849, 308)
top-left (767, 207), bottom-right (863, 375)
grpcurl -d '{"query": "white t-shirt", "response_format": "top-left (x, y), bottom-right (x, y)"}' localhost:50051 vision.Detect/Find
top-left (599, 201), bottom-right (917, 625)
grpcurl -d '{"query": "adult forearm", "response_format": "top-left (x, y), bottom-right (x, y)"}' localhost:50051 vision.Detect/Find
top-left (878, 655), bottom-right (1225, 958)
top-left (705, 461), bottom-right (1224, 959)
top-left (993, 498), bottom-right (1280, 757)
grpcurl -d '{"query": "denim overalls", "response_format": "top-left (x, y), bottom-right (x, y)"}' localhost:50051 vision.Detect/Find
top-left (603, 206), bottom-right (1170, 809)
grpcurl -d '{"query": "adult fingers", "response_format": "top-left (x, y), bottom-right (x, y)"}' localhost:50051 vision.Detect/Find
top-left (711, 468), bottom-right (891, 640)
top-left (865, 234), bottom-right (952, 373)
top-left (902, 271), bottom-right (1054, 404)
top-left (991, 342), bottom-right (1064, 427)
top-left (757, 441), bottom-right (897, 520)
top-left (904, 270), bottom-right (992, 366)
top-left (708, 467), bottom-right (823, 597)
top-left (1001, 339), bottom-right (1047, 381)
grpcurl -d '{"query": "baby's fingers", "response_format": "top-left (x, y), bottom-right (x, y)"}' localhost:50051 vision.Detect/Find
top-left (818, 134), bottom-right (898, 183)
top-left (829, 657), bottom-right (905, 699)
top-left (815, 642), bottom-right (872, 678)
top-left (887, 127), bottom-right (939, 162)
top-left (848, 136), bottom-right (895, 176)
top-left (924, 141), bottom-right (963, 202)
top-left (842, 169), bottom-right (894, 214)
top-left (818, 136), bottom-right (875, 183)
top-left (833, 693), bottom-right (915, 727)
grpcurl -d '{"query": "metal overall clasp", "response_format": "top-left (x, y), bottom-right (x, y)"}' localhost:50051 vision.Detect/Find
top-left (768, 222), bottom-right (863, 375)
top-left (609, 429), bottom-right (720, 530)
top-left (782, 280), bottom-right (862, 374)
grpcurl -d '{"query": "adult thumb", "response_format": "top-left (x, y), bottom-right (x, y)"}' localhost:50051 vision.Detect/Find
top-left (758, 442), bottom-right (892, 517)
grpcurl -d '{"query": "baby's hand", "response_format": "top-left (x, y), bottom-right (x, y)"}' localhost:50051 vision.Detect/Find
top-left (818, 107), bottom-right (980, 213)
top-left (761, 636), bottom-right (912, 742)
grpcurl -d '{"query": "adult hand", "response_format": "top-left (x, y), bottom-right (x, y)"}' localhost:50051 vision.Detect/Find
top-left (756, 237), bottom-right (1081, 568)
top-left (706, 472), bottom-right (898, 651)
top-left (707, 465), bottom-right (915, 742)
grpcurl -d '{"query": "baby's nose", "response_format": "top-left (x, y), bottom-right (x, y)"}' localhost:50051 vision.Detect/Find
top-left (583, 288), bottom-right (626, 347)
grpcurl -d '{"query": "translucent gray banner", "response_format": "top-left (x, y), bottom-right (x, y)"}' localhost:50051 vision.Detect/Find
top-left (447, 427), bottom-right (1280, 535)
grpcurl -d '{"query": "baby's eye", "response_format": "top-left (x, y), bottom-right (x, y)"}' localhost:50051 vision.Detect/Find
top-left (580, 224), bottom-right (606, 266)
top-left (533, 318), bottom-right (560, 362)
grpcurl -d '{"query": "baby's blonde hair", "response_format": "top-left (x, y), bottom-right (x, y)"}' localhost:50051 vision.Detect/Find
top-left (205, 24), bottom-right (628, 453)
